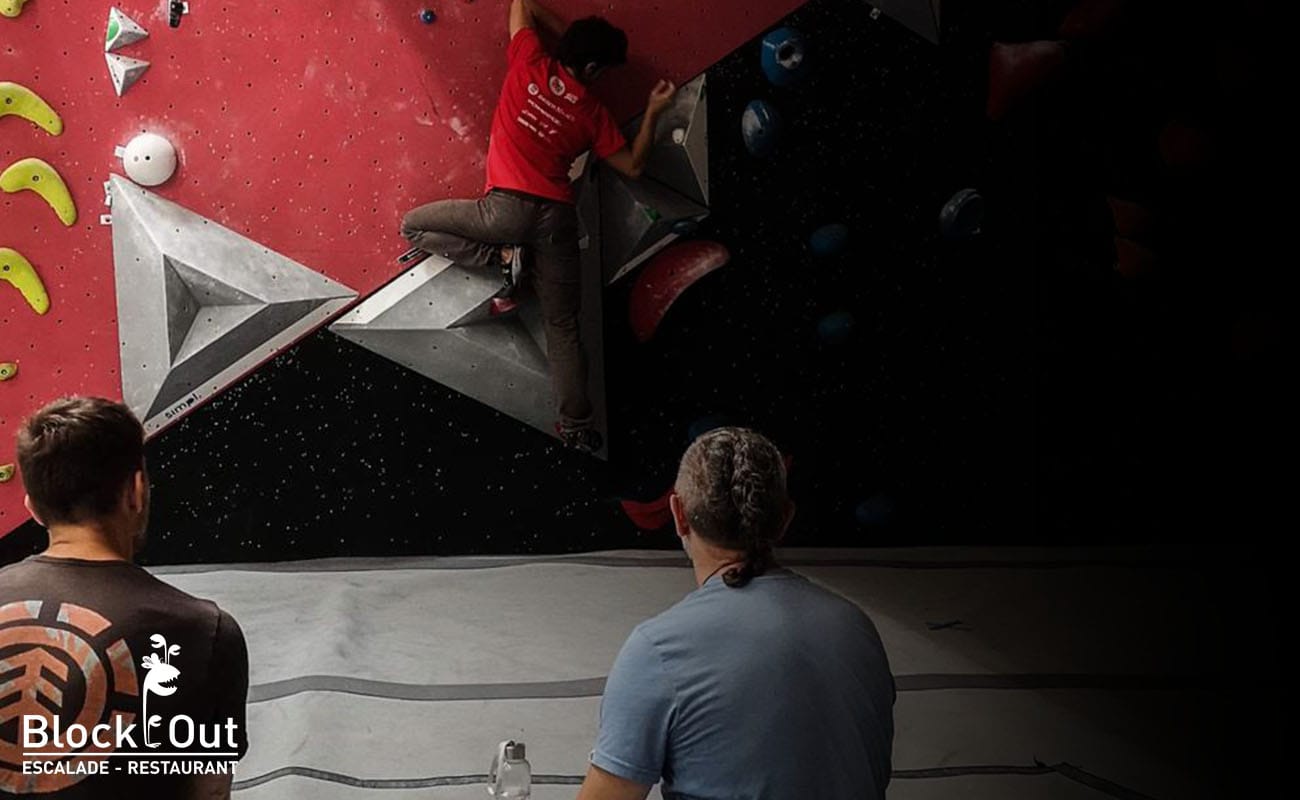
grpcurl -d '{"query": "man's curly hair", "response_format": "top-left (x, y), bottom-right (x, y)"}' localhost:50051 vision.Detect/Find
top-left (674, 427), bottom-right (788, 588)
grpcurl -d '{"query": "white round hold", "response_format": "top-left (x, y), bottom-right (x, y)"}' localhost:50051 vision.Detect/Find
top-left (122, 133), bottom-right (178, 186)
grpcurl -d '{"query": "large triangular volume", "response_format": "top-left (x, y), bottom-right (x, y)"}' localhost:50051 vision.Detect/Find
top-left (105, 7), bottom-right (149, 52)
top-left (105, 53), bottom-right (150, 97)
top-left (330, 164), bottom-right (608, 456)
top-left (330, 256), bottom-right (555, 431)
top-left (109, 175), bottom-right (357, 434)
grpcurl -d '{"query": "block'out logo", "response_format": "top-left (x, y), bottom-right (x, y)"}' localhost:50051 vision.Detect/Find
top-left (139, 634), bottom-right (181, 748)
top-left (1, 603), bottom-right (239, 790)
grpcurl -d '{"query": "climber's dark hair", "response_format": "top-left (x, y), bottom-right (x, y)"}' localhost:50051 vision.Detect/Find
top-left (674, 427), bottom-right (789, 588)
top-left (555, 17), bottom-right (628, 76)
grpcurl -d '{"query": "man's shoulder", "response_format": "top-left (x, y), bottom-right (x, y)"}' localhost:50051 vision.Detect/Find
top-left (630, 583), bottom-right (728, 645)
top-left (101, 561), bottom-right (219, 610)
top-left (212, 606), bottom-right (245, 645)
top-left (776, 570), bottom-right (877, 624)
top-left (0, 557), bottom-right (30, 579)
top-left (1, 557), bottom-right (223, 622)
top-left (0, 553), bottom-right (51, 575)
top-left (134, 571), bottom-right (229, 629)
top-left (644, 571), bottom-right (875, 639)
top-left (626, 603), bottom-right (684, 652)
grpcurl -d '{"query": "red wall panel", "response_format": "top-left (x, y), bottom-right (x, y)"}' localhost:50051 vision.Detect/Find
top-left (0, 0), bottom-right (803, 531)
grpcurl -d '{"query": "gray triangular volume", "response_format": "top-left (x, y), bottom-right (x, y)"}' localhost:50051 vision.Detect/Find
top-left (166, 255), bottom-right (262, 308)
top-left (109, 175), bottom-right (357, 434)
top-left (106, 7), bottom-right (149, 52)
top-left (162, 258), bottom-right (202, 363)
top-left (331, 278), bottom-right (556, 435)
top-left (599, 167), bottom-right (708, 285)
top-left (604, 74), bottom-right (710, 284)
top-left (330, 169), bottom-right (609, 455)
top-left (150, 300), bottom-right (328, 418)
top-left (639, 75), bottom-right (708, 206)
top-left (106, 53), bottom-right (150, 97)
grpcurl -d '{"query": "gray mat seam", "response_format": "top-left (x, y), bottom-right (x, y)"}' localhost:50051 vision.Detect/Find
top-left (153, 555), bottom-right (1184, 576)
top-left (232, 762), bottom-right (1155, 798)
top-left (248, 672), bottom-right (1201, 705)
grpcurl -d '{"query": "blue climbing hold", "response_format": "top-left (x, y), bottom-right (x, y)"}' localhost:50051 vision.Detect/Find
top-left (672, 218), bottom-right (701, 237)
top-left (854, 494), bottom-right (895, 527)
top-left (940, 188), bottom-right (984, 239)
top-left (419, 8), bottom-right (437, 24)
top-left (741, 100), bottom-right (782, 158)
top-left (817, 311), bottom-right (855, 344)
top-left (761, 27), bottom-right (810, 87)
top-left (810, 223), bottom-right (850, 256)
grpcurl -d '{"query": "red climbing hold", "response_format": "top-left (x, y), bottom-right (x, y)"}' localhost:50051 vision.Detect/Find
top-left (1107, 196), bottom-right (1153, 239)
top-left (628, 240), bottom-right (731, 343)
top-left (987, 41), bottom-right (1068, 121)
top-left (1113, 236), bottom-right (1158, 279)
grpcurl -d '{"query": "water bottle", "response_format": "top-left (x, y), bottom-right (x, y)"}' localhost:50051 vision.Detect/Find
top-left (488, 740), bottom-right (531, 798)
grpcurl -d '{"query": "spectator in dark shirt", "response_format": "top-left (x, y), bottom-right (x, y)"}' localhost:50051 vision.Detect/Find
top-left (0, 397), bottom-right (249, 799)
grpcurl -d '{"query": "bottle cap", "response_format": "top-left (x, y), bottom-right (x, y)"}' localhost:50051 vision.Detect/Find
top-left (505, 741), bottom-right (526, 760)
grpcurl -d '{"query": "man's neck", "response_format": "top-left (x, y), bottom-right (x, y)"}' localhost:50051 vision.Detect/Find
top-left (43, 523), bottom-right (131, 562)
top-left (690, 541), bottom-right (748, 587)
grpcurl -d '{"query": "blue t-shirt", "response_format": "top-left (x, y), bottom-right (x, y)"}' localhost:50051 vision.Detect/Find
top-left (592, 568), bottom-right (895, 800)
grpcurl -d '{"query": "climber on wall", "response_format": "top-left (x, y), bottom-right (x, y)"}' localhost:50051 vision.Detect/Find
top-left (401, 0), bottom-right (677, 455)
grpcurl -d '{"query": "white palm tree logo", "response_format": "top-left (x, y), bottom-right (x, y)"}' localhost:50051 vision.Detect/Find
top-left (140, 634), bottom-right (181, 748)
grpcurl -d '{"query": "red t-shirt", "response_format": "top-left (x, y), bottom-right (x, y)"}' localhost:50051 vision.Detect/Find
top-left (485, 28), bottom-right (627, 204)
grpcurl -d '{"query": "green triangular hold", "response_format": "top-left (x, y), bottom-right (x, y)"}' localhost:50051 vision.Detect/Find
top-left (105, 7), bottom-right (148, 53)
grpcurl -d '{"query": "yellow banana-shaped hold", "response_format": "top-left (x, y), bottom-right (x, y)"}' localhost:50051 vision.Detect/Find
top-left (1, 158), bottom-right (77, 226)
top-left (0, 247), bottom-right (50, 314)
top-left (0, 464), bottom-right (14, 482)
top-left (0, 0), bottom-right (29, 19)
top-left (0, 362), bottom-right (16, 381)
top-left (0, 82), bottom-right (63, 135)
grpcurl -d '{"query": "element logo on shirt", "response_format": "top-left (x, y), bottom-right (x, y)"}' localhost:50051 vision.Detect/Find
top-left (549, 75), bottom-right (566, 97)
top-left (0, 601), bottom-right (139, 793)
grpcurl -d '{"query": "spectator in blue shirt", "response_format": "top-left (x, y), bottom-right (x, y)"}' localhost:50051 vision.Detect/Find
top-left (577, 428), bottom-right (895, 800)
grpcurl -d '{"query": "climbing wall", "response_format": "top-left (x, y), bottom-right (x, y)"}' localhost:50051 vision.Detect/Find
top-left (0, 0), bottom-right (806, 531)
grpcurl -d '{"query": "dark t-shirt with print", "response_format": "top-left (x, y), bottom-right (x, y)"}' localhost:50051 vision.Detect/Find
top-left (0, 556), bottom-right (250, 798)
